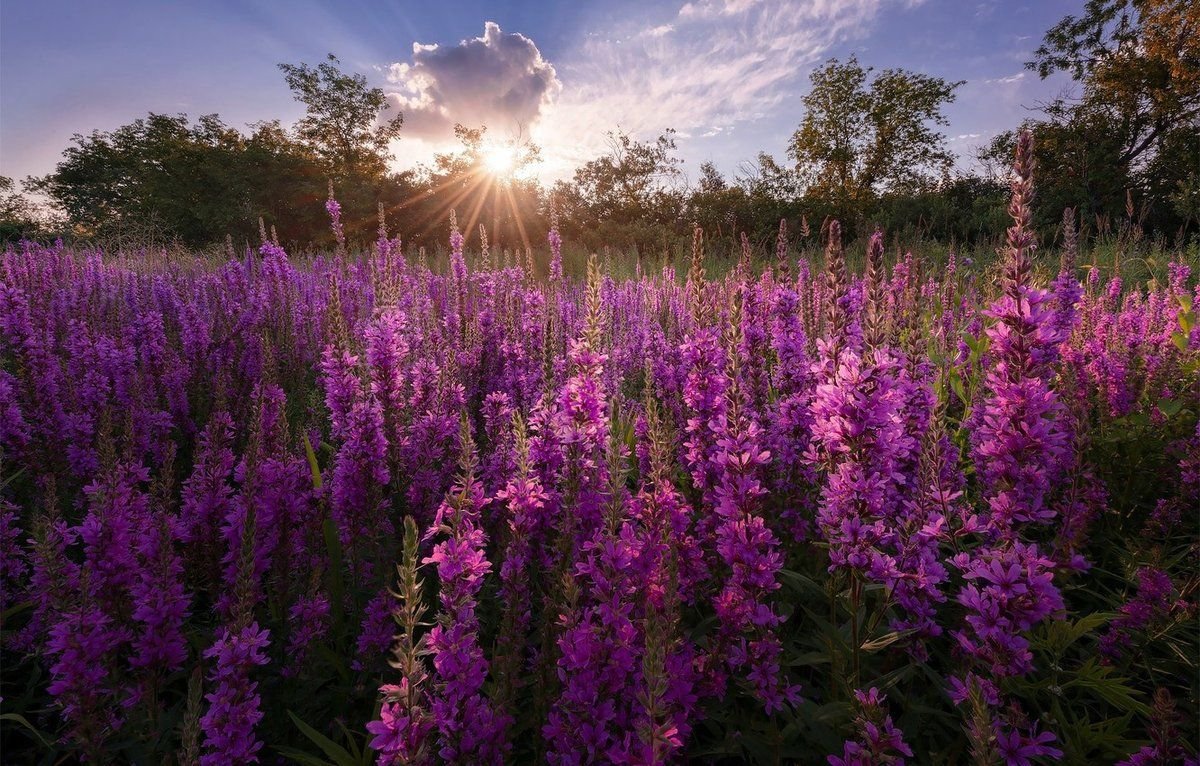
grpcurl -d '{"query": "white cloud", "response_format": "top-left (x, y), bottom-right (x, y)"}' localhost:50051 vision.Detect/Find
top-left (531, 0), bottom-right (908, 180)
top-left (983, 72), bottom-right (1025, 85)
top-left (384, 22), bottom-right (561, 140)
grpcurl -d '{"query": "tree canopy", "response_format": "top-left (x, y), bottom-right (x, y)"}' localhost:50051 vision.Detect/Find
top-left (278, 53), bottom-right (404, 181)
top-left (981, 0), bottom-right (1200, 232)
top-left (787, 57), bottom-right (962, 217)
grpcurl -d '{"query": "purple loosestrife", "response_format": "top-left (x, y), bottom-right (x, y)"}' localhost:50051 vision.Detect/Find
top-left (680, 325), bottom-right (728, 505)
top-left (78, 463), bottom-right (151, 618)
top-left (20, 507), bottom-right (80, 655)
top-left (493, 414), bottom-right (551, 716)
top-left (356, 588), bottom-right (398, 672)
top-left (548, 207), bottom-right (564, 285)
top-left (365, 306), bottom-right (411, 473)
top-left (481, 391), bottom-right (517, 498)
top-left (401, 358), bottom-right (465, 521)
top-left (0, 369), bottom-right (30, 455)
top-left (1099, 567), bottom-right (1185, 663)
top-left (804, 345), bottom-right (915, 584)
top-left (1051, 208), bottom-right (1083, 345)
top-left (0, 502), bottom-right (27, 614)
top-left (199, 622), bottom-right (271, 766)
top-left (180, 413), bottom-right (238, 565)
top-left (545, 420), bottom-right (694, 765)
top-left (550, 256), bottom-right (612, 548)
top-left (708, 289), bottom-right (798, 713)
top-left (951, 542), bottom-right (1064, 677)
top-left (283, 592), bottom-right (330, 678)
top-left (1116, 690), bottom-right (1200, 766)
top-left (129, 512), bottom-right (190, 674)
top-left (0, 281), bottom-right (71, 469)
top-left (681, 227), bottom-right (729, 509)
top-left (327, 184), bottom-right (346, 253)
top-left (368, 517), bottom-right (436, 766)
top-left (632, 400), bottom-right (702, 755)
top-left (45, 598), bottom-right (126, 757)
top-left (321, 343), bottom-right (391, 554)
top-left (829, 688), bottom-right (913, 766)
top-left (766, 285), bottom-right (817, 540)
top-left (957, 130), bottom-right (1067, 763)
top-left (545, 522), bottom-right (646, 764)
top-left (972, 133), bottom-right (1069, 536)
top-left (423, 422), bottom-right (509, 763)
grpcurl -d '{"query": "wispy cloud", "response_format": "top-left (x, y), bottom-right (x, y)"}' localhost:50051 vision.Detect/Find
top-left (983, 72), bottom-right (1025, 85)
top-left (531, 0), bottom-right (914, 178)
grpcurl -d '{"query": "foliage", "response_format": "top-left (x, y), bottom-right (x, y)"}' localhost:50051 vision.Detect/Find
top-left (787, 56), bottom-right (962, 218)
top-left (278, 53), bottom-right (404, 182)
top-left (981, 0), bottom-right (1200, 236)
top-left (556, 129), bottom-right (686, 252)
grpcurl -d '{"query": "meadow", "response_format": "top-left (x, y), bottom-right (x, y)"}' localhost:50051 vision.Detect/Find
top-left (0, 134), bottom-right (1197, 765)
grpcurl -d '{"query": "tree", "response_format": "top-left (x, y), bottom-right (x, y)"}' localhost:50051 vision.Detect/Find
top-left (736, 152), bottom-right (801, 204)
top-left (33, 113), bottom-right (329, 247)
top-left (414, 124), bottom-right (544, 250)
top-left (984, 0), bottom-right (1200, 234)
top-left (0, 176), bottom-right (58, 243)
top-left (696, 162), bottom-right (727, 194)
top-left (278, 54), bottom-right (403, 181)
top-left (564, 129), bottom-right (685, 251)
top-left (787, 57), bottom-right (962, 216)
top-left (1030, 0), bottom-right (1198, 171)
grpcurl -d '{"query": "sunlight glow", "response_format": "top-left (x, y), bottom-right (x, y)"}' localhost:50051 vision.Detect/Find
top-left (482, 143), bottom-right (518, 176)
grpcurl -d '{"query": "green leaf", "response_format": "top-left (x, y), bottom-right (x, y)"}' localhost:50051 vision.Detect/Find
top-left (1156, 398), bottom-right (1183, 418)
top-left (0, 466), bottom-right (26, 491)
top-left (1172, 331), bottom-right (1189, 353)
top-left (1034, 612), bottom-right (1112, 653)
top-left (277, 747), bottom-right (337, 766)
top-left (303, 431), bottom-right (323, 490)
top-left (0, 712), bottom-right (54, 748)
top-left (323, 519), bottom-right (346, 635)
top-left (860, 628), bottom-right (916, 653)
top-left (284, 711), bottom-right (364, 766)
top-left (0, 600), bottom-right (33, 622)
top-left (777, 568), bottom-right (825, 598)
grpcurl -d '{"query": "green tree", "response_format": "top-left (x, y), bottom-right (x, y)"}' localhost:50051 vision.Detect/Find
top-left (0, 176), bottom-right (56, 243)
top-left (787, 57), bottom-right (962, 217)
top-left (33, 113), bottom-right (329, 247)
top-left (563, 129), bottom-right (685, 252)
top-left (984, 0), bottom-right (1199, 235)
top-left (278, 53), bottom-right (403, 182)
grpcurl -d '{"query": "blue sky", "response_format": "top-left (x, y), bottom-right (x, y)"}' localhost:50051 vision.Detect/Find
top-left (1, 0), bottom-right (1080, 186)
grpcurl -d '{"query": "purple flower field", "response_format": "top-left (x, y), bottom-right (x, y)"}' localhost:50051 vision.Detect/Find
top-left (1, 133), bottom-right (1197, 765)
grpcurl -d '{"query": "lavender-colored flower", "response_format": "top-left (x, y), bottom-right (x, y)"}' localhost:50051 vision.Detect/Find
top-left (422, 435), bottom-right (509, 763)
top-left (199, 621), bottom-right (270, 766)
top-left (829, 688), bottom-right (913, 766)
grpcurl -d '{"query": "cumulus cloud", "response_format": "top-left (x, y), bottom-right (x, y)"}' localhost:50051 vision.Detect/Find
top-left (384, 22), bottom-right (561, 140)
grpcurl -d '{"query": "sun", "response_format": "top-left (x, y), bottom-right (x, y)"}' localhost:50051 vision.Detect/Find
top-left (482, 143), bottom-right (518, 177)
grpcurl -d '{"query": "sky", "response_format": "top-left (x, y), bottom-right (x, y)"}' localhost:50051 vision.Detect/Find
top-left (0, 0), bottom-right (1081, 187)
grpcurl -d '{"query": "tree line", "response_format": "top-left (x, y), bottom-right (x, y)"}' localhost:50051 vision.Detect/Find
top-left (2, 0), bottom-right (1196, 253)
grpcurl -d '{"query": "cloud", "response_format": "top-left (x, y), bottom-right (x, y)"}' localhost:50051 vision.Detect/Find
top-left (531, 0), bottom-right (909, 179)
top-left (984, 72), bottom-right (1025, 85)
top-left (384, 22), bottom-right (561, 140)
